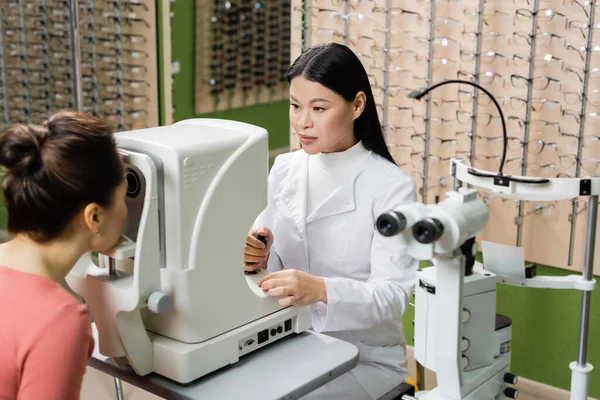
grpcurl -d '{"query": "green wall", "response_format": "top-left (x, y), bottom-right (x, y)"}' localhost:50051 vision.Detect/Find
top-left (170, 0), bottom-right (290, 150)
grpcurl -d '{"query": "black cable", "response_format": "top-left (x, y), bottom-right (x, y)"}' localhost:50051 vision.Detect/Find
top-left (408, 79), bottom-right (549, 185)
top-left (408, 79), bottom-right (507, 175)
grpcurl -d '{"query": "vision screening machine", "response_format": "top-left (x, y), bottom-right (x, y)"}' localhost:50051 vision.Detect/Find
top-left (66, 119), bottom-right (312, 384)
top-left (374, 81), bottom-right (599, 400)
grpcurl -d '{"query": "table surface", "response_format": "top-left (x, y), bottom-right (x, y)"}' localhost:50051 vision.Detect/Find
top-left (89, 330), bottom-right (360, 400)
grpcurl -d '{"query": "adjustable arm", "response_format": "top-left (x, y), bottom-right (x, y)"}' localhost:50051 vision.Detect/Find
top-left (408, 79), bottom-right (508, 176)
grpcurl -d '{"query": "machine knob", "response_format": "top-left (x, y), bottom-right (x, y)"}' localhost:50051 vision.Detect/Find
top-left (462, 309), bottom-right (471, 323)
top-left (503, 372), bottom-right (518, 385)
top-left (461, 338), bottom-right (470, 351)
top-left (147, 291), bottom-right (172, 314)
top-left (504, 387), bottom-right (519, 399)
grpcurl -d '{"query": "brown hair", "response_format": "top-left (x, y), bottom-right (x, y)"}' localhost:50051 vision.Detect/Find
top-left (0, 112), bottom-right (124, 242)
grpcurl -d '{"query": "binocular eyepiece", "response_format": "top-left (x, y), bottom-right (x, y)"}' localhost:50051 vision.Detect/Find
top-left (376, 211), bottom-right (444, 245)
top-left (376, 211), bottom-right (407, 237)
top-left (412, 218), bottom-right (444, 244)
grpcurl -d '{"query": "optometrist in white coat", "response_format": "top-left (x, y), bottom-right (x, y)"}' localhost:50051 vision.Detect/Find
top-left (244, 43), bottom-right (418, 400)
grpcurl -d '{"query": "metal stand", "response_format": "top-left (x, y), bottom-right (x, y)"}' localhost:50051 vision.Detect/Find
top-left (16, 0), bottom-right (31, 123)
top-left (40, 0), bottom-right (53, 113)
top-left (113, 0), bottom-right (126, 130)
top-left (468, 0), bottom-right (485, 171)
top-left (69, 0), bottom-right (84, 112)
top-left (302, 0), bottom-right (311, 52)
top-left (568, 2), bottom-right (596, 266)
top-left (0, 5), bottom-right (10, 127)
top-left (571, 194), bottom-right (597, 399)
top-left (114, 375), bottom-right (125, 400)
top-left (420, 0), bottom-right (436, 204)
top-left (87, 0), bottom-right (101, 116)
top-left (381, 0), bottom-right (392, 136)
top-left (515, 0), bottom-right (540, 246)
top-left (342, 0), bottom-right (349, 47)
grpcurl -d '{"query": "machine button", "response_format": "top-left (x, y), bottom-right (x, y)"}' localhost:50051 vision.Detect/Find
top-left (462, 309), bottom-right (471, 323)
top-left (503, 372), bottom-right (518, 385)
top-left (183, 157), bottom-right (192, 167)
top-left (147, 292), bottom-right (172, 314)
top-left (504, 387), bottom-right (519, 399)
top-left (461, 338), bottom-right (470, 352)
top-left (461, 356), bottom-right (469, 369)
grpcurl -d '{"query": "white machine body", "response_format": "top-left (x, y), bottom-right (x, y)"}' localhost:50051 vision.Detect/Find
top-left (414, 264), bottom-right (512, 400)
top-left (67, 119), bottom-right (311, 383)
top-left (416, 265), bottom-right (500, 372)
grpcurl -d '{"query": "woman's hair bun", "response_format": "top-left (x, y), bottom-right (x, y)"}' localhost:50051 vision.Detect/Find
top-left (0, 123), bottom-right (49, 175)
top-left (0, 111), bottom-right (123, 242)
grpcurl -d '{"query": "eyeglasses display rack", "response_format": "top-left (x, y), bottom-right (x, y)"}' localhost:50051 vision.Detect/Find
top-left (290, 0), bottom-right (600, 275)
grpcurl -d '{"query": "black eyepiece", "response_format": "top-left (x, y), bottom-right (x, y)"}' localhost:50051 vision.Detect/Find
top-left (376, 211), bottom-right (407, 237)
top-left (412, 218), bottom-right (444, 244)
top-left (125, 168), bottom-right (141, 198)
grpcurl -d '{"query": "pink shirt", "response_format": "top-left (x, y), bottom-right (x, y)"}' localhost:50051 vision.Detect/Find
top-left (0, 267), bottom-right (94, 400)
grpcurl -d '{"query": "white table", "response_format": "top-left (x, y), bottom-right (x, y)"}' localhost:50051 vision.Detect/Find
top-left (89, 330), bottom-right (359, 400)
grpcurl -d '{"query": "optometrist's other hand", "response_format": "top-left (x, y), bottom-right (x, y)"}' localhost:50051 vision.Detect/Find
top-left (257, 269), bottom-right (327, 307)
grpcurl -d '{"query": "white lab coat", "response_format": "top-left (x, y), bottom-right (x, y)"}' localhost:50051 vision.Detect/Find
top-left (256, 146), bottom-right (418, 399)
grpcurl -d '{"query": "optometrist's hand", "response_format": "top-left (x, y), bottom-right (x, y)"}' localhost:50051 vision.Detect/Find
top-left (257, 269), bottom-right (327, 306)
top-left (243, 227), bottom-right (274, 272)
